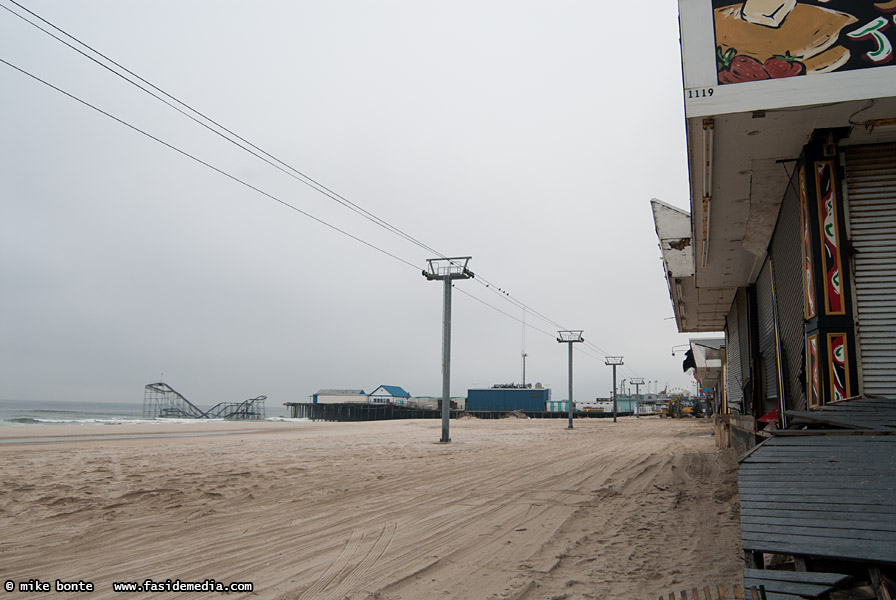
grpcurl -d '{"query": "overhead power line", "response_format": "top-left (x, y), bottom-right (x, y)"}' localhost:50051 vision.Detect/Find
top-left (0, 56), bottom-right (422, 272)
top-left (1, 2), bottom-right (641, 373)
top-left (0, 0), bottom-right (449, 263)
top-left (452, 291), bottom-right (607, 362)
top-left (1, 54), bottom-right (616, 371)
top-left (454, 288), bottom-right (555, 339)
top-left (3, 2), bottom-right (607, 331)
top-left (1, 0), bottom-right (563, 337)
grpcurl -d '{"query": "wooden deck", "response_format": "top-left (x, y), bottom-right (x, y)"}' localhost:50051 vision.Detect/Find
top-left (742, 569), bottom-right (852, 599)
top-left (283, 402), bottom-right (635, 422)
top-left (739, 434), bottom-right (896, 565)
top-left (785, 396), bottom-right (896, 431)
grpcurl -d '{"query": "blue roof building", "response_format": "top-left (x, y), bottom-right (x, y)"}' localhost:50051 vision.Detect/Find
top-left (368, 385), bottom-right (410, 404)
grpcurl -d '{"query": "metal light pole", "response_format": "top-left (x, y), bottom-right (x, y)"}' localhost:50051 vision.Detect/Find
top-left (557, 330), bottom-right (584, 429)
top-left (618, 378), bottom-right (626, 413)
top-left (605, 356), bottom-right (624, 423)
top-left (522, 352), bottom-right (528, 387)
top-left (631, 377), bottom-right (644, 418)
top-left (521, 307), bottom-right (527, 387)
top-left (423, 257), bottom-right (473, 443)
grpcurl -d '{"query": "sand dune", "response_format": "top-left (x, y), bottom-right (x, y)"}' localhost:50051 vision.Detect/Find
top-left (0, 417), bottom-right (741, 599)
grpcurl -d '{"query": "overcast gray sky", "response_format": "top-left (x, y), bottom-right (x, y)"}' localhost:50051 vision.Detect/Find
top-left (1, 1), bottom-right (703, 409)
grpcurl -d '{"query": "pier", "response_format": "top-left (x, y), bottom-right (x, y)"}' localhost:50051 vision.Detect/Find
top-left (284, 403), bottom-right (634, 422)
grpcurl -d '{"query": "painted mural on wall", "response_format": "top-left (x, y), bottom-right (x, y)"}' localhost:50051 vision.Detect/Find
top-left (807, 334), bottom-right (820, 407)
top-left (713, 0), bottom-right (896, 84)
top-left (815, 161), bottom-right (845, 316)
top-left (798, 165), bottom-right (816, 320)
top-left (827, 333), bottom-right (850, 402)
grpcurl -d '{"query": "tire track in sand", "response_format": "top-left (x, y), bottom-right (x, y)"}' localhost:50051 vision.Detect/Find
top-left (321, 520), bottom-right (397, 600)
top-left (299, 527), bottom-right (363, 599)
top-left (298, 521), bottom-right (397, 600)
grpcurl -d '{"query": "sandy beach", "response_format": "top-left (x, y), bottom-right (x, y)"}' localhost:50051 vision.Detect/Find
top-left (0, 416), bottom-right (741, 599)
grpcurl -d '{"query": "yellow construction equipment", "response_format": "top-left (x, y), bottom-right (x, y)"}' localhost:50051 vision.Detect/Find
top-left (659, 394), bottom-right (693, 418)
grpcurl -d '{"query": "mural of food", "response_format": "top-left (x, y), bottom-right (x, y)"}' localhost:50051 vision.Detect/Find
top-left (713, 0), bottom-right (896, 84)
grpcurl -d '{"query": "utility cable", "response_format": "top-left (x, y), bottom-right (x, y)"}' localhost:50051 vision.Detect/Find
top-left (2, 51), bottom-right (633, 372)
top-left (0, 56), bottom-right (423, 272)
top-left (1, 0), bottom-right (596, 361)
top-left (454, 289), bottom-right (610, 363)
top-left (1, 55), bottom-right (609, 367)
top-left (2, 3), bottom-right (644, 374)
top-left (0, 0), bottom-right (447, 260)
top-left (454, 288), bottom-right (555, 338)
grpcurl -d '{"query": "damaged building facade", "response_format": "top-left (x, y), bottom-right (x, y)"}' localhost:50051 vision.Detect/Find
top-left (654, 4), bottom-right (896, 593)
top-left (655, 0), bottom-right (896, 451)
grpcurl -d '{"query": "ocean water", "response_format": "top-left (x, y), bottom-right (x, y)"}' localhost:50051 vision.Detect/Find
top-left (0, 399), bottom-right (293, 426)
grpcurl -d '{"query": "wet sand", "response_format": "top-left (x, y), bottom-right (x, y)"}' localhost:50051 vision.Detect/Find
top-left (0, 417), bottom-right (741, 599)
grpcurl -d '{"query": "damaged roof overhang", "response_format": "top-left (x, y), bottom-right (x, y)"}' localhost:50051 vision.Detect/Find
top-left (652, 199), bottom-right (703, 333)
top-left (681, 96), bottom-right (896, 332)
top-left (690, 338), bottom-right (724, 385)
top-left (652, 199), bottom-right (732, 332)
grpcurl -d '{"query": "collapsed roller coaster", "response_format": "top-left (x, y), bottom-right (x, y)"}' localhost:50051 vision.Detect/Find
top-left (143, 382), bottom-right (266, 420)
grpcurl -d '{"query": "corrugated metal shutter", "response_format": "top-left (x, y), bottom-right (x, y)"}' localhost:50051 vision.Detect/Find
top-left (737, 288), bottom-right (752, 414)
top-left (771, 173), bottom-right (807, 411)
top-left (845, 143), bottom-right (896, 397)
top-left (756, 258), bottom-right (778, 414)
top-left (726, 303), bottom-right (743, 413)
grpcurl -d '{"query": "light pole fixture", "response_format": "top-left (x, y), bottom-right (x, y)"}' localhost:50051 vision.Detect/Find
top-left (630, 377), bottom-right (644, 418)
top-left (557, 330), bottom-right (584, 429)
top-left (605, 356), bottom-right (624, 422)
top-left (423, 257), bottom-right (473, 443)
top-left (522, 352), bottom-right (528, 387)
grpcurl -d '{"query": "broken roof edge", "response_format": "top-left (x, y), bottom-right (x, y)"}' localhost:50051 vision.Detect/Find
top-left (651, 198), bottom-right (695, 279)
top-left (652, 198), bottom-right (700, 332)
top-left (651, 197), bottom-right (689, 216)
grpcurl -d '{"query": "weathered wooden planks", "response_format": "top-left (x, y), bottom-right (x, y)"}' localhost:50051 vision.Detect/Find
top-left (741, 522), bottom-right (895, 542)
top-left (742, 569), bottom-right (851, 585)
top-left (738, 433), bottom-right (896, 565)
top-left (741, 514), bottom-right (896, 532)
top-left (741, 500), bottom-right (894, 514)
top-left (740, 506), bottom-right (891, 519)
top-left (743, 568), bottom-right (852, 599)
top-left (741, 531), bottom-right (896, 563)
top-left (656, 584), bottom-right (764, 600)
top-left (784, 396), bottom-right (896, 431)
top-left (739, 492), bottom-right (894, 505)
top-left (772, 429), bottom-right (896, 436)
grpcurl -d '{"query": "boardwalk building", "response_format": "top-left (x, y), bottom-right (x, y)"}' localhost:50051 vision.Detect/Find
top-left (658, 0), bottom-right (896, 447)
top-left (310, 389), bottom-right (367, 404)
top-left (655, 1), bottom-right (896, 596)
top-left (367, 385), bottom-right (411, 405)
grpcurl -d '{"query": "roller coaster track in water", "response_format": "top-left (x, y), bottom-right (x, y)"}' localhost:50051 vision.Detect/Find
top-left (143, 382), bottom-right (266, 420)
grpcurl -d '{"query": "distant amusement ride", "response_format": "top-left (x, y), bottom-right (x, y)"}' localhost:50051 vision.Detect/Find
top-left (143, 382), bottom-right (266, 420)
